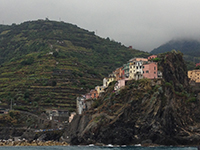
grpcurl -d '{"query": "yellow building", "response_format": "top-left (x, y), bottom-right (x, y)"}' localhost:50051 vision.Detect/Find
top-left (95, 86), bottom-right (105, 94)
top-left (129, 58), bottom-right (148, 80)
top-left (103, 77), bottom-right (115, 88)
top-left (188, 70), bottom-right (200, 83)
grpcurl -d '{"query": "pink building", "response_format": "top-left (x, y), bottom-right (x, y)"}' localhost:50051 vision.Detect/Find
top-left (143, 62), bottom-right (157, 79)
top-left (114, 78), bottom-right (130, 91)
top-left (196, 62), bottom-right (200, 67)
top-left (148, 55), bottom-right (157, 60)
top-left (85, 93), bottom-right (91, 100)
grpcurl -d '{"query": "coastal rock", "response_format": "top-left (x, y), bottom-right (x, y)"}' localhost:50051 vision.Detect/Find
top-left (64, 51), bottom-right (200, 146)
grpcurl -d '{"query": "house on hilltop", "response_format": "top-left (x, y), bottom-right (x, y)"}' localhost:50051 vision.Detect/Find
top-left (123, 62), bottom-right (130, 78)
top-left (143, 62), bottom-right (158, 79)
top-left (90, 89), bottom-right (99, 99)
top-left (95, 86), bottom-right (105, 95)
top-left (113, 67), bottom-right (124, 81)
top-left (129, 58), bottom-right (148, 80)
top-left (188, 70), bottom-right (200, 83)
top-left (148, 55), bottom-right (157, 60)
top-left (103, 76), bottom-right (115, 88)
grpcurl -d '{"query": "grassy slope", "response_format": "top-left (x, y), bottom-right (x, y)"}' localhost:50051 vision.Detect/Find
top-left (0, 20), bottom-right (149, 113)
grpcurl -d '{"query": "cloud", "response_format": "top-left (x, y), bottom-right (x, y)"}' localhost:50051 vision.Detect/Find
top-left (1, 0), bottom-right (200, 51)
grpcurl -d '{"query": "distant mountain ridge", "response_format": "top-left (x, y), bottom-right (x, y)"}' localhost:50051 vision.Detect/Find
top-left (151, 39), bottom-right (200, 57)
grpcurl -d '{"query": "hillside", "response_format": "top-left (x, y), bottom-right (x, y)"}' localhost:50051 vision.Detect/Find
top-left (151, 39), bottom-right (200, 69)
top-left (0, 19), bottom-right (149, 113)
top-left (64, 51), bottom-right (200, 146)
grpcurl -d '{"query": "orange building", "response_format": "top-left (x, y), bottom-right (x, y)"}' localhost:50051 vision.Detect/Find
top-left (114, 67), bottom-right (124, 80)
top-left (90, 89), bottom-right (99, 99)
top-left (143, 62), bottom-right (157, 79)
top-left (148, 55), bottom-right (157, 60)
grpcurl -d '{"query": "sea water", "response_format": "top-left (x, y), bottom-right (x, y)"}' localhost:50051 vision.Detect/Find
top-left (0, 146), bottom-right (197, 150)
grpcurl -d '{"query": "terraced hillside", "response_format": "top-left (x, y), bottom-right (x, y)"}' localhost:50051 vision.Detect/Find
top-left (0, 20), bottom-right (149, 113)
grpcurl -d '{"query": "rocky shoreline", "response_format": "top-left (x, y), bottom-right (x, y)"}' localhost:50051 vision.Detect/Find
top-left (0, 140), bottom-right (69, 146)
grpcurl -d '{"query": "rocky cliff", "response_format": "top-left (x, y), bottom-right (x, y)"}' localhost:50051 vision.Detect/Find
top-left (63, 51), bottom-right (200, 146)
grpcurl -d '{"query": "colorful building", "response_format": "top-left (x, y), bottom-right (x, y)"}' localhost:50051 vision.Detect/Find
top-left (103, 77), bottom-right (115, 88)
top-left (114, 78), bottom-right (130, 91)
top-left (113, 67), bottom-right (124, 81)
top-left (188, 70), bottom-right (200, 83)
top-left (129, 60), bottom-right (146, 80)
top-left (85, 93), bottom-right (91, 100)
top-left (123, 63), bottom-right (130, 78)
top-left (196, 62), bottom-right (200, 67)
top-left (95, 86), bottom-right (105, 94)
top-left (148, 55), bottom-right (157, 60)
top-left (90, 89), bottom-right (99, 99)
top-left (129, 58), bottom-right (148, 80)
top-left (143, 62), bottom-right (158, 79)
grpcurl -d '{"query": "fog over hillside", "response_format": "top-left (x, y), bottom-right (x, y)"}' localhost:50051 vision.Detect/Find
top-left (1, 0), bottom-right (200, 51)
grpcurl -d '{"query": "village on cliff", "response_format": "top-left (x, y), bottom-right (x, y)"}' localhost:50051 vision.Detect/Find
top-left (76, 54), bottom-right (163, 115)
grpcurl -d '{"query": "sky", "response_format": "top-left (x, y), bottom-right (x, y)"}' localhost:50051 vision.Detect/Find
top-left (1, 0), bottom-right (200, 52)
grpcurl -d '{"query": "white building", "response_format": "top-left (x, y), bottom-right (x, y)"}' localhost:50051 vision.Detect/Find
top-left (76, 96), bottom-right (86, 115)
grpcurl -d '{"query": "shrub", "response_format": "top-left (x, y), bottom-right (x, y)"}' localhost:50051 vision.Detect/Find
top-left (187, 97), bottom-right (196, 103)
top-left (21, 57), bottom-right (34, 65)
top-left (52, 80), bottom-right (57, 86)
top-left (165, 82), bottom-right (172, 87)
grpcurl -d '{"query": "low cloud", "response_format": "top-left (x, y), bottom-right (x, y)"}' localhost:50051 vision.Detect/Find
top-left (1, 0), bottom-right (200, 51)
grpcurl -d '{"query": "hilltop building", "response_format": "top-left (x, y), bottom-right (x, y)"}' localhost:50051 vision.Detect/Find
top-left (123, 63), bottom-right (130, 78)
top-left (95, 86), bottom-right (105, 95)
top-left (103, 76), bottom-right (115, 88)
top-left (143, 62), bottom-right (158, 79)
top-left (90, 89), bottom-right (99, 99)
top-left (196, 62), bottom-right (200, 67)
top-left (188, 70), bottom-right (200, 83)
top-left (113, 67), bottom-right (124, 81)
top-left (129, 58), bottom-right (148, 80)
top-left (148, 55), bottom-right (157, 60)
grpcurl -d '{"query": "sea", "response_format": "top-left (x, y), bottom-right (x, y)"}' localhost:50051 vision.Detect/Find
top-left (0, 146), bottom-right (197, 150)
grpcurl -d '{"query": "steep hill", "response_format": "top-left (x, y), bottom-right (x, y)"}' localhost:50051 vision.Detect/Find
top-left (64, 51), bottom-right (200, 146)
top-left (0, 19), bottom-right (149, 113)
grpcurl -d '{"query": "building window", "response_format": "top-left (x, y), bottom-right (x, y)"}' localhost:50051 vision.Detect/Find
top-left (143, 66), bottom-right (144, 68)
top-left (143, 71), bottom-right (144, 73)
top-left (154, 72), bottom-right (156, 74)
top-left (137, 66), bottom-right (138, 69)
top-left (154, 67), bottom-right (156, 70)
top-left (140, 66), bottom-right (142, 69)
top-left (146, 71), bottom-right (149, 73)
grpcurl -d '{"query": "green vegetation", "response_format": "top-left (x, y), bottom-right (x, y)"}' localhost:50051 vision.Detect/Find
top-left (0, 20), bottom-right (149, 113)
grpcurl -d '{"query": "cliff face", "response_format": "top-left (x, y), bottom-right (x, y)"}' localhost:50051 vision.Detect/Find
top-left (64, 51), bottom-right (200, 146)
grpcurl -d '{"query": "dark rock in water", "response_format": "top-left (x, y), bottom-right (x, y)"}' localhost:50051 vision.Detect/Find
top-left (64, 51), bottom-right (200, 146)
